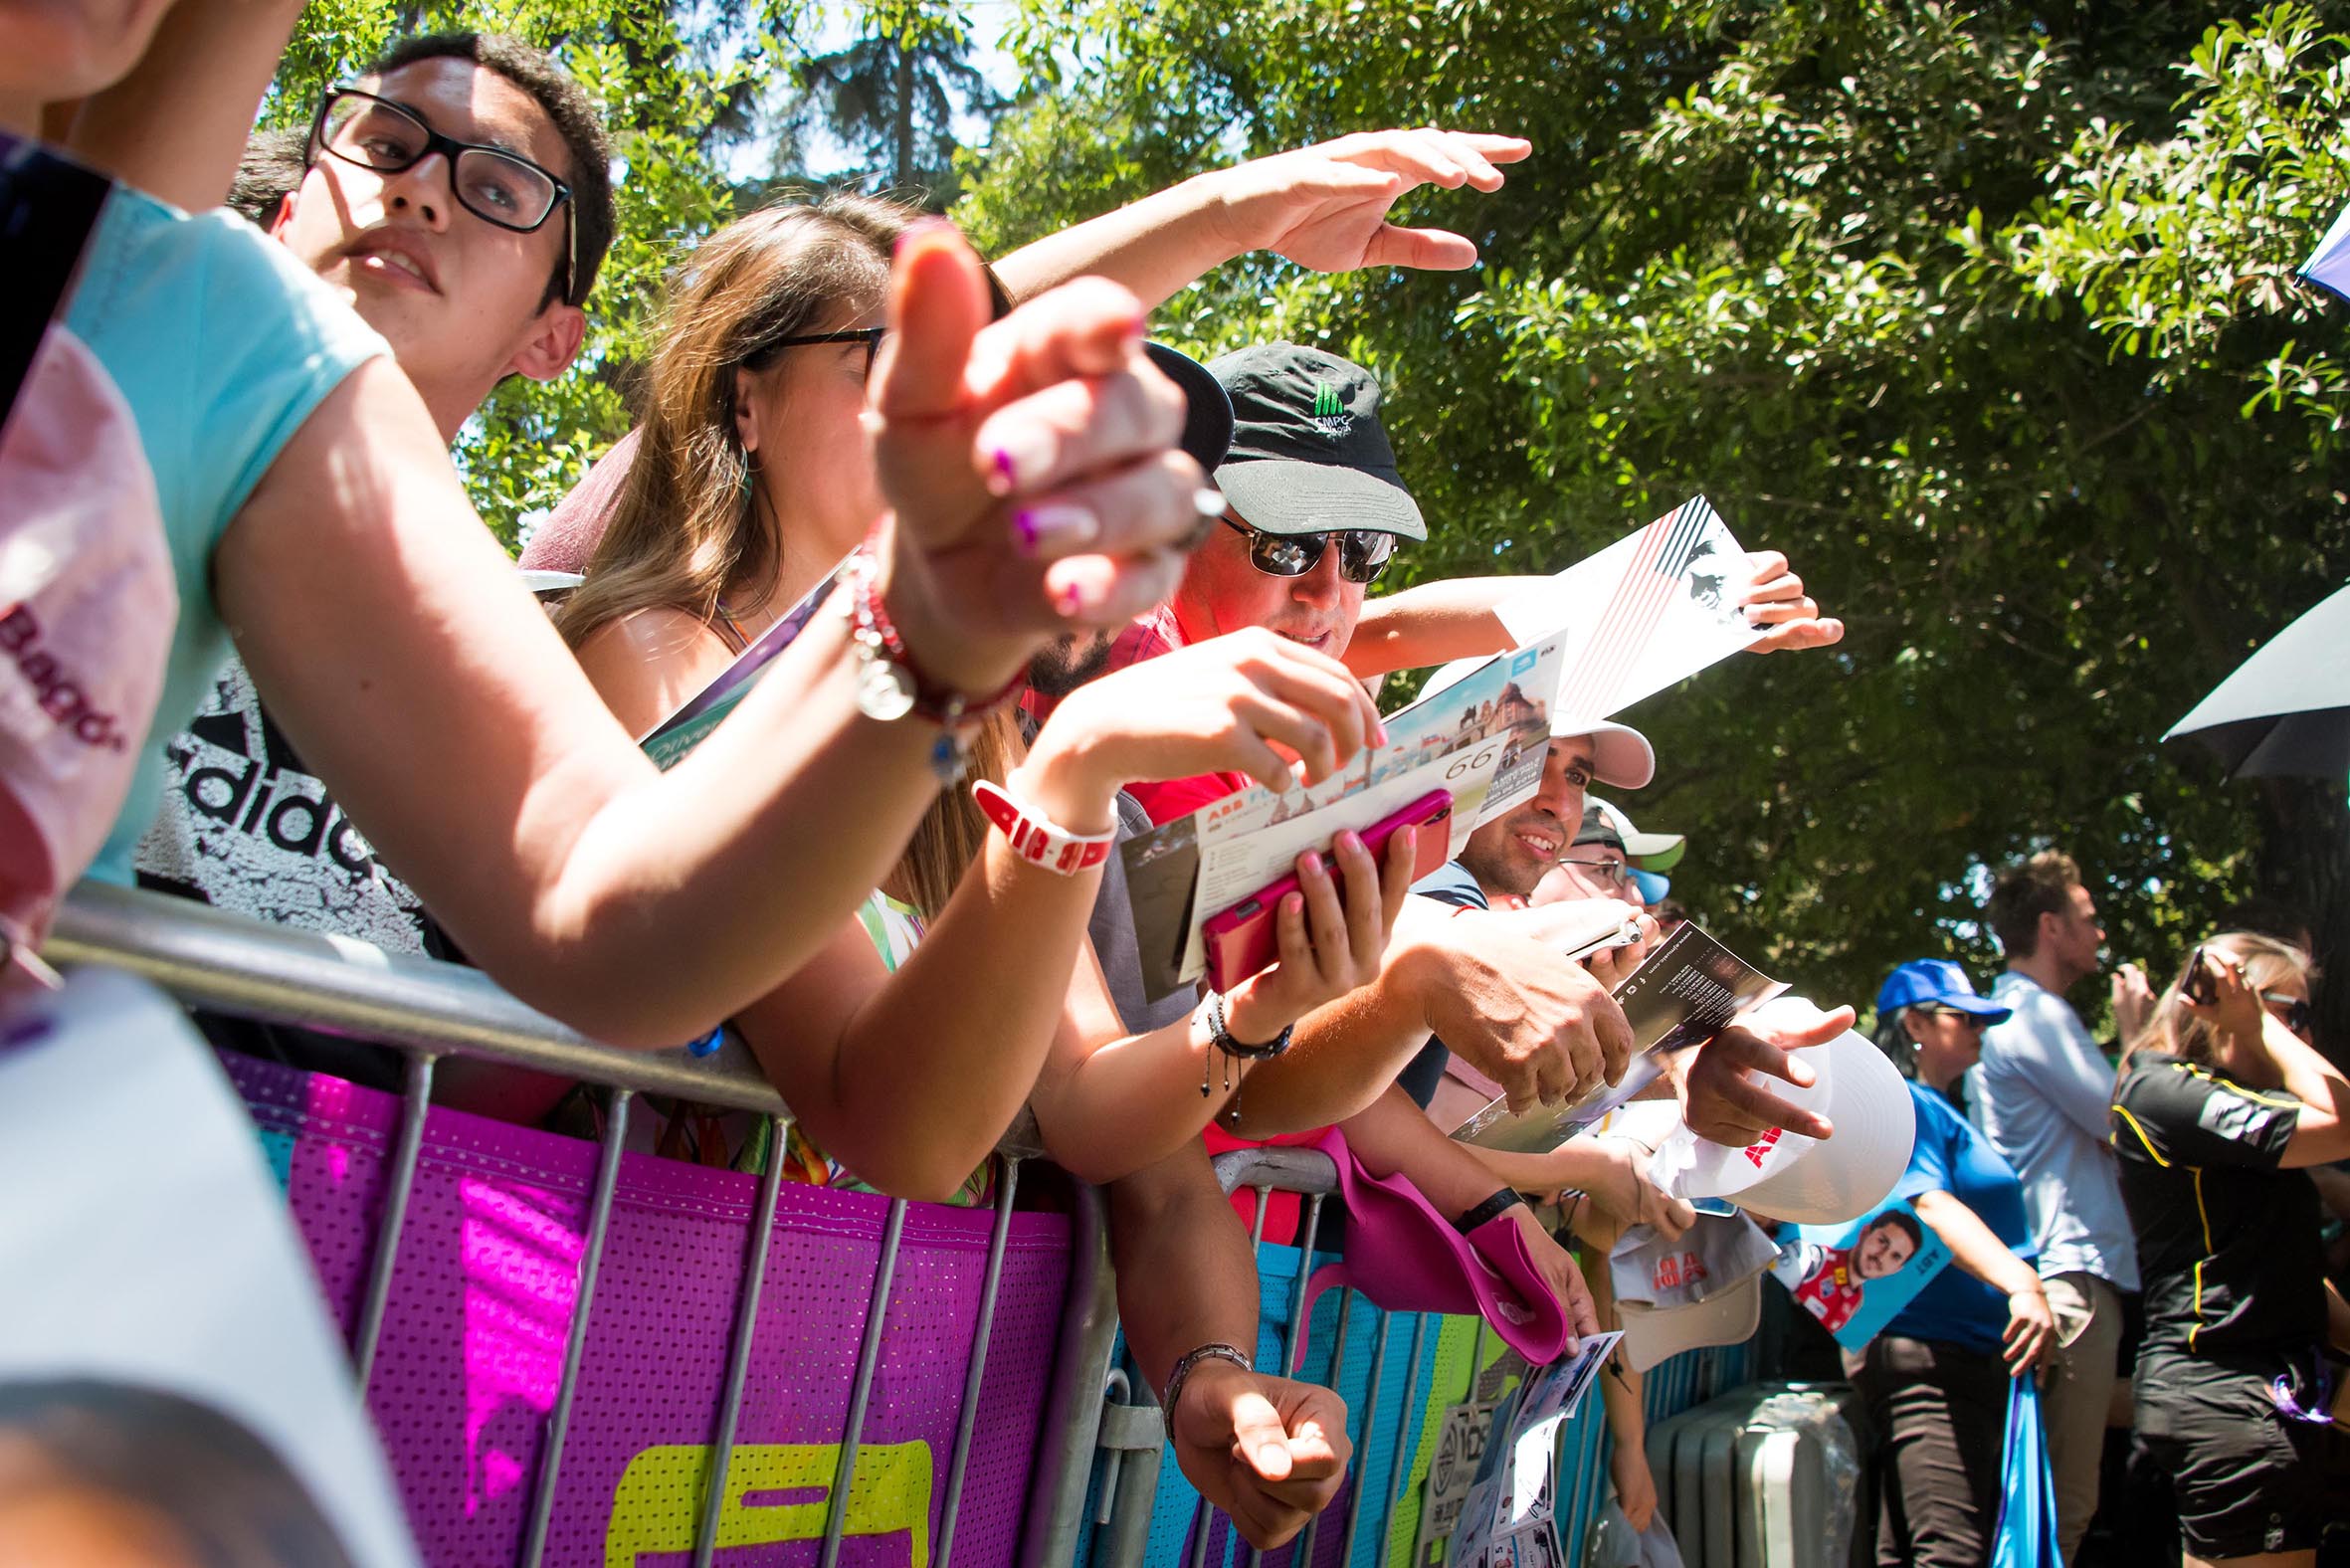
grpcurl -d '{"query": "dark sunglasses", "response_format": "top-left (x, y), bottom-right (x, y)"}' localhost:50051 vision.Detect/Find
top-left (1221, 517), bottom-right (1397, 584)
top-left (2260, 992), bottom-right (2314, 1035)
top-left (310, 87), bottom-right (578, 303)
top-left (754, 325), bottom-right (888, 376)
top-left (1918, 1006), bottom-right (1992, 1029)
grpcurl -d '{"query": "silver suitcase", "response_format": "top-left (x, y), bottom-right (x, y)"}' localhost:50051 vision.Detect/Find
top-left (1644, 1381), bottom-right (1866, 1568)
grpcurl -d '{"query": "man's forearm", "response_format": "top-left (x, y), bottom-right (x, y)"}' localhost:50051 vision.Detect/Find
top-left (1111, 1144), bottom-right (1261, 1393)
top-left (1341, 575), bottom-right (1549, 680)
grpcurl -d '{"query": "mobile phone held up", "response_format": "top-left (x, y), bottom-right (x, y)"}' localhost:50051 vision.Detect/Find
top-left (2182, 945), bottom-right (2217, 1006)
top-left (1201, 789), bottom-right (1455, 994)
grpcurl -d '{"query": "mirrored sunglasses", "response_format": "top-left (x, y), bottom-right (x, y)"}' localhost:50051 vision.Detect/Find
top-left (1222, 517), bottom-right (1396, 585)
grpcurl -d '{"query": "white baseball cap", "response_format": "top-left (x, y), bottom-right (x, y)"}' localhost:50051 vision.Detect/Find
top-left (1427, 658), bottom-right (1656, 789)
top-left (1646, 999), bottom-right (1918, 1227)
top-left (1588, 797), bottom-right (1685, 872)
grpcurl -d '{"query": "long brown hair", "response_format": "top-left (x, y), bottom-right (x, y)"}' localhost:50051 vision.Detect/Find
top-left (2138, 931), bottom-right (2312, 1069)
top-left (558, 193), bottom-right (1019, 919)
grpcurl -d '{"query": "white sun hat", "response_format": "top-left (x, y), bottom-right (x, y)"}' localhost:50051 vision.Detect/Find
top-left (1645, 998), bottom-right (1918, 1227)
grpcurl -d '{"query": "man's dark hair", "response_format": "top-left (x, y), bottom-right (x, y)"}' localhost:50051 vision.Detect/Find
top-left (1862, 1208), bottom-right (1924, 1251)
top-left (365, 32), bottom-right (616, 306)
top-left (1987, 849), bottom-right (2082, 959)
top-left (230, 124), bottom-right (310, 227)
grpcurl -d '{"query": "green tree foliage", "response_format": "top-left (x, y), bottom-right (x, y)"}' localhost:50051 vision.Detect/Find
top-left (962, 1), bottom-right (2350, 1030)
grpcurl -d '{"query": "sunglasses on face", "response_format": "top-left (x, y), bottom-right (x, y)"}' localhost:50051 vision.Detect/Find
top-left (755, 325), bottom-right (888, 376)
top-left (311, 87), bottom-right (577, 303)
top-left (1221, 517), bottom-right (1397, 585)
top-left (2260, 992), bottom-right (2314, 1036)
top-left (1918, 1006), bottom-right (1991, 1030)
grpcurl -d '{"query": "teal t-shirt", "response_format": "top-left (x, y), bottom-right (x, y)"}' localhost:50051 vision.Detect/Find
top-left (65, 185), bottom-right (387, 883)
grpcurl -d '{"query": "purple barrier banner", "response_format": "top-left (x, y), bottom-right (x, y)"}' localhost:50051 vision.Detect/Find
top-left (226, 1056), bottom-right (1072, 1568)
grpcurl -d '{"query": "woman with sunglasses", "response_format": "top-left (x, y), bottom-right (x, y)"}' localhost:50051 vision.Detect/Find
top-left (556, 193), bottom-right (1437, 1199)
top-left (1856, 959), bottom-right (2056, 1568)
top-left (2113, 935), bottom-right (2350, 1568)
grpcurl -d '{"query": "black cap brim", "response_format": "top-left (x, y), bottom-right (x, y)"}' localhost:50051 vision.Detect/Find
top-left (1213, 457), bottom-right (1428, 541)
top-left (1143, 342), bottom-right (1235, 476)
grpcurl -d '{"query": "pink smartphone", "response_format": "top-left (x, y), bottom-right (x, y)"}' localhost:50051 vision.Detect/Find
top-left (1201, 789), bottom-right (1456, 994)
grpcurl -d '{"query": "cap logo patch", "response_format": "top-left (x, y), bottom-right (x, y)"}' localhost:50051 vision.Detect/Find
top-left (1309, 380), bottom-right (1353, 438)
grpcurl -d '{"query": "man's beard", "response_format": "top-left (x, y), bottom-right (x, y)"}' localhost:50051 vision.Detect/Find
top-left (1026, 628), bottom-right (1118, 699)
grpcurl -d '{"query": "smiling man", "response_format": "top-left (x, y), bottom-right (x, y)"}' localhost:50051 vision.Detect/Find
top-left (135, 34), bottom-right (615, 1078)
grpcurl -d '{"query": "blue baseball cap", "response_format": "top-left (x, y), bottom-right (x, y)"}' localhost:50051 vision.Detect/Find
top-left (1874, 959), bottom-right (2013, 1022)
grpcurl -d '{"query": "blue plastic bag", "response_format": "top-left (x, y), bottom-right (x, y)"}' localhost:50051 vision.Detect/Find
top-left (1990, 1376), bottom-right (2061, 1568)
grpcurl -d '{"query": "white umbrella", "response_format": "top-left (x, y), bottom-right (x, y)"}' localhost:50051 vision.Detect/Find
top-left (2304, 201), bottom-right (2350, 302)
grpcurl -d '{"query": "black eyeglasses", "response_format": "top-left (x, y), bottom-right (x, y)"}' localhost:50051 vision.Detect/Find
top-left (753, 326), bottom-right (888, 376)
top-left (1917, 1006), bottom-right (1992, 1029)
top-left (2260, 993), bottom-right (2314, 1036)
top-left (1560, 857), bottom-right (1632, 885)
top-left (1221, 517), bottom-right (1397, 585)
top-left (310, 87), bottom-right (578, 303)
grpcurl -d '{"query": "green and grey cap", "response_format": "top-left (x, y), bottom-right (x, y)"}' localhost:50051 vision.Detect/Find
top-left (1206, 342), bottom-right (1427, 541)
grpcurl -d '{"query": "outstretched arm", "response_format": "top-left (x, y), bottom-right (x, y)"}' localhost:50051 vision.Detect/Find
top-left (67, 0), bottom-right (305, 211)
top-left (993, 129), bottom-right (1530, 308)
top-left (227, 229), bottom-right (1198, 1050)
top-left (1340, 1084), bottom-right (1599, 1349)
top-left (1113, 1145), bottom-right (1352, 1552)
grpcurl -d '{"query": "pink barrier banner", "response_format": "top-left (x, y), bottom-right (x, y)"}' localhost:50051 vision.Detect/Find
top-left (225, 1055), bottom-right (1072, 1568)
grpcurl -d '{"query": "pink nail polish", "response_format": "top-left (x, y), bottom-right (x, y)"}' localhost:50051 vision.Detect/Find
top-left (1055, 581), bottom-right (1084, 617)
top-left (989, 447), bottom-right (1018, 496)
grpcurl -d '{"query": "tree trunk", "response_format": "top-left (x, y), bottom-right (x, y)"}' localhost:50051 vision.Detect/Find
top-left (892, 43), bottom-right (914, 192)
top-left (2256, 776), bottom-right (2350, 1062)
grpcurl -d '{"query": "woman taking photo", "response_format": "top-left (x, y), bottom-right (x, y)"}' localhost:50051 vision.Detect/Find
top-left (1860, 959), bottom-right (2057, 1568)
top-left (2114, 935), bottom-right (2349, 1568)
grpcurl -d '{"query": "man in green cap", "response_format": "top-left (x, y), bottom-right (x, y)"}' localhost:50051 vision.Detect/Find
top-left (1115, 341), bottom-right (1434, 825)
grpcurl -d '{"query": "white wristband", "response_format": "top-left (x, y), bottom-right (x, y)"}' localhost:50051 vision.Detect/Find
top-left (972, 779), bottom-right (1115, 876)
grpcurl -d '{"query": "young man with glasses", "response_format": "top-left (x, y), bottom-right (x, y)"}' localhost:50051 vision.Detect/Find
top-left (134, 34), bottom-right (619, 1079)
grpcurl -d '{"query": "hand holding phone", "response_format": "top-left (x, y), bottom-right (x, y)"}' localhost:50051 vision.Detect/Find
top-left (1203, 790), bottom-right (1453, 993)
top-left (2181, 945), bottom-right (2218, 1007)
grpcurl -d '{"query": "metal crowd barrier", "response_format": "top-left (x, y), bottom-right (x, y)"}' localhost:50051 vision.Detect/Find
top-left (1080, 1145), bottom-right (1757, 1568)
top-left (45, 882), bottom-right (1763, 1568)
top-left (43, 882), bottom-right (1098, 1568)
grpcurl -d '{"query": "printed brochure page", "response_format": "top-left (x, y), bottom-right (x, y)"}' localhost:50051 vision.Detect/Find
top-left (1494, 495), bottom-right (1763, 722)
top-left (639, 565), bottom-right (842, 768)
top-left (1451, 923), bottom-right (1788, 1153)
top-left (1768, 1198), bottom-right (1952, 1349)
top-left (1120, 627), bottom-right (1574, 1000)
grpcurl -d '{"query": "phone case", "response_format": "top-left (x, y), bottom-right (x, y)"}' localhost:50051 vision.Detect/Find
top-left (1201, 789), bottom-right (1455, 994)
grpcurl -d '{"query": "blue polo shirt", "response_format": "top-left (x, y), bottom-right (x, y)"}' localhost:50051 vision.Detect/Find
top-left (1886, 1078), bottom-right (2038, 1355)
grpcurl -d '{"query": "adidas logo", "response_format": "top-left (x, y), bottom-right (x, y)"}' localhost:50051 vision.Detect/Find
top-left (1308, 380), bottom-right (1352, 437)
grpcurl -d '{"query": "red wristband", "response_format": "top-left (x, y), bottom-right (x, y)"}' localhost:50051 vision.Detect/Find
top-left (972, 780), bottom-right (1115, 876)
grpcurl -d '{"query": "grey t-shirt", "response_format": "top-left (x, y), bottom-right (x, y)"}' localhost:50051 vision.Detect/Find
top-left (1090, 792), bottom-right (1199, 1036)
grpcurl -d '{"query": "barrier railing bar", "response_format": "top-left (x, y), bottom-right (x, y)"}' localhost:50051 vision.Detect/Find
top-left (52, 885), bottom-right (1077, 1154)
top-left (1246, 1193), bottom-right (1323, 1568)
top-left (1292, 1282), bottom-right (1354, 1566)
top-left (690, 1112), bottom-right (788, 1568)
top-left (820, 1196), bottom-right (908, 1568)
top-left (1020, 1181), bottom-right (1117, 1568)
top-left (935, 1157), bottom-right (1022, 1568)
top-left (1095, 1368), bottom-right (1133, 1530)
top-left (1188, 1183), bottom-right (1273, 1568)
top-left (521, 1086), bottom-right (632, 1568)
top-left (1337, 1307), bottom-right (1394, 1566)
top-left (353, 1049), bottom-right (437, 1389)
top-left (1375, 1310), bottom-right (1432, 1561)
